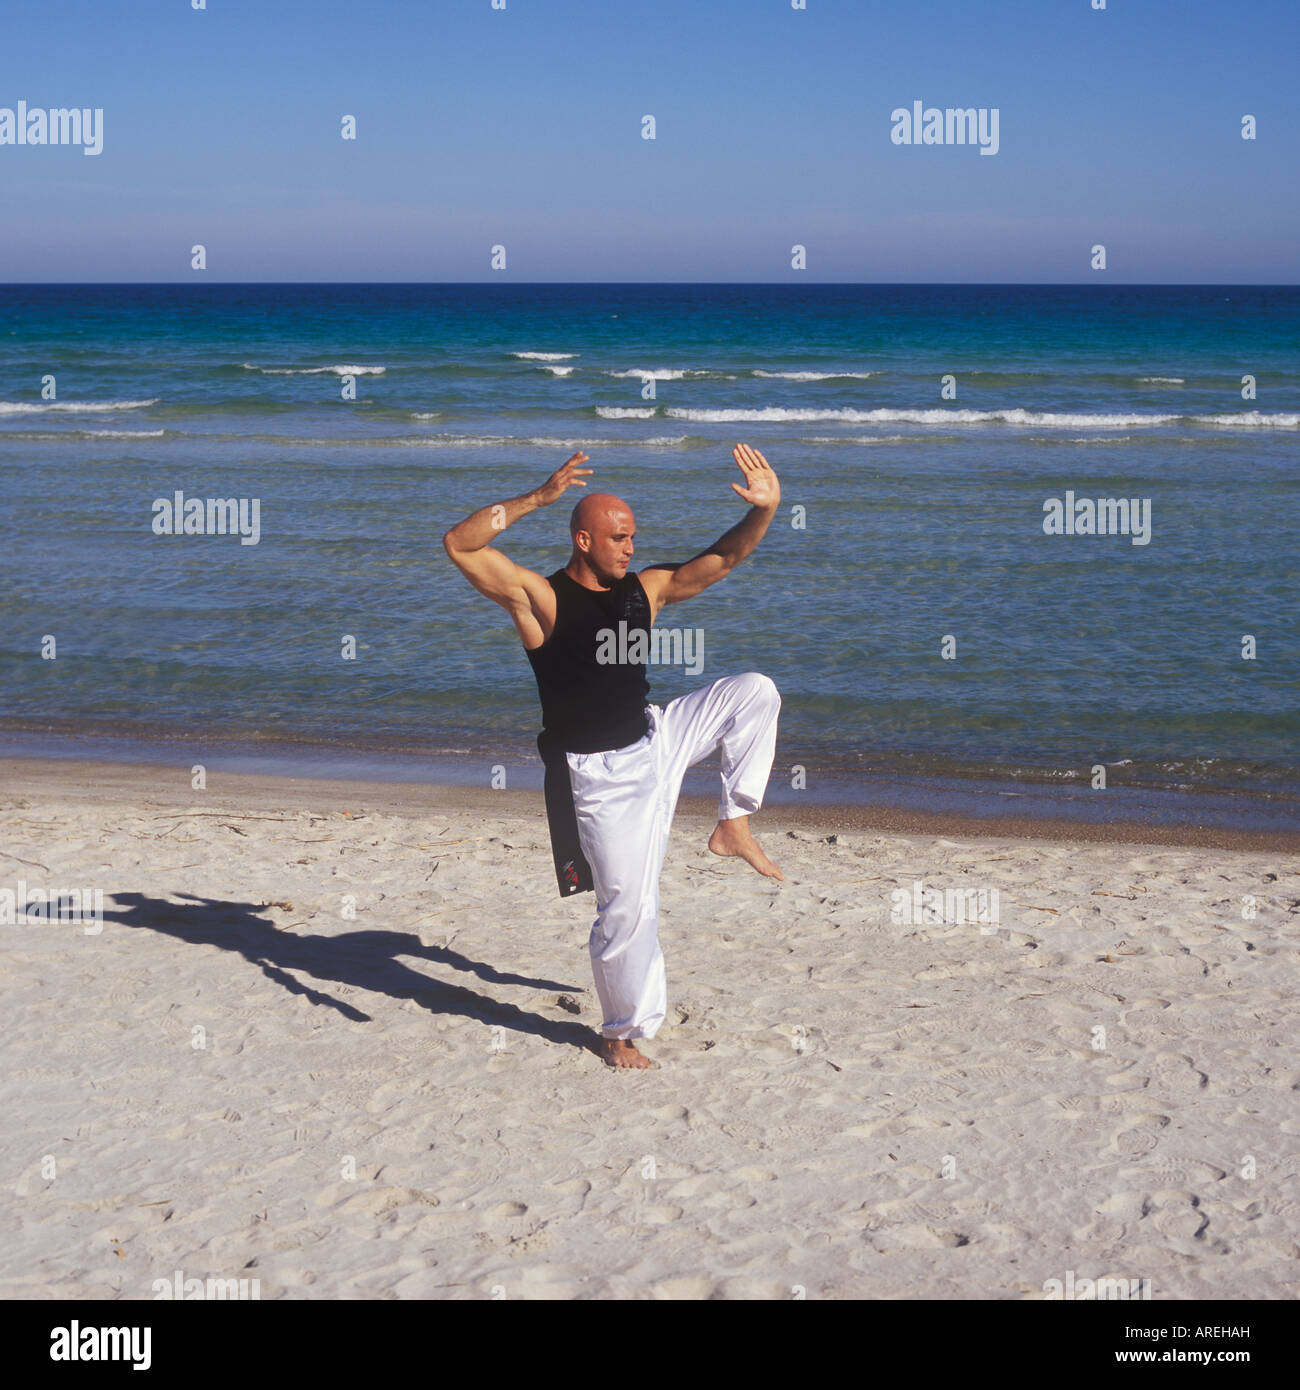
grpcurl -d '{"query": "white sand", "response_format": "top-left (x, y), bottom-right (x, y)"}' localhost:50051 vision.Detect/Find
top-left (1, 760), bottom-right (1297, 1300)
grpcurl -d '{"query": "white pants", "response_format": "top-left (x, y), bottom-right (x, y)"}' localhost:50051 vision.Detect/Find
top-left (565, 672), bottom-right (781, 1041)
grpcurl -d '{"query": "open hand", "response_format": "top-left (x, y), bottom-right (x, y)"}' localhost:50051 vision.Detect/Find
top-left (534, 451), bottom-right (592, 506)
top-left (731, 443), bottom-right (780, 509)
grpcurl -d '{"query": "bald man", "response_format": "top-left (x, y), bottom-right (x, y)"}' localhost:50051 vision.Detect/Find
top-left (443, 445), bottom-right (783, 1069)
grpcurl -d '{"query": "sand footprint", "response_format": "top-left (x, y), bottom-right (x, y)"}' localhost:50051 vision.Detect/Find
top-left (881, 1224), bottom-right (971, 1249)
top-left (1142, 1157), bottom-right (1227, 1185)
top-left (1151, 1051), bottom-right (1209, 1091)
top-left (637, 1204), bottom-right (684, 1224)
top-left (649, 1276), bottom-right (716, 1298)
top-left (650, 1103), bottom-right (690, 1125)
top-left (1109, 1113), bottom-right (1170, 1157)
top-left (1149, 1191), bottom-right (1211, 1246)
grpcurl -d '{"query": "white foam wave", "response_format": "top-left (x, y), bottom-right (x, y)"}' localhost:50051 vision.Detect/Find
top-left (411, 412), bottom-right (443, 420)
top-left (398, 433), bottom-right (687, 448)
top-left (663, 406), bottom-right (1299, 429)
top-left (522, 432), bottom-right (683, 447)
top-left (541, 366), bottom-right (575, 377)
top-left (242, 363), bottom-right (386, 375)
top-left (803, 435), bottom-right (912, 445)
top-left (753, 369), bottom-right (879, 380)
top-left (0, 428), bottom-right (169, 442)
top-left (81, 428), bottom-right (167, 438)
top-left (606, 368), bottom-right (714, 380)
top-left (1195, 411), bottom-right (1299, 428)
top-left (153, 432), bottom-right (688, 450)
top-left (596, 407), bottom-right (658, 419)
top-left (1139, 376), bottom-right (1185, 384)
top-left (1059, 436), bottom-right (1137, 445)
top-left (510, 351), bottom-right (576, 361)
top-left (0, 399), bottom-right (159, 415)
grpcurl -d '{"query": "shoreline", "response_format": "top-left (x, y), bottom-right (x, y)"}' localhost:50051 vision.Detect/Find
top-left (4, 754), bottom-right (1297, 854)
top-left (3, 726), bottom-right (1296, 841)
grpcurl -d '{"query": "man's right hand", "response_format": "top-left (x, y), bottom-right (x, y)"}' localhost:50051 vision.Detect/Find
top-left (533, 451), bottom-right (592, 506)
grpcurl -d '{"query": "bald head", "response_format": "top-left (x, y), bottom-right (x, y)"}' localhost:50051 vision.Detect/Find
top-left (567, 491), bottom-right (637, 585)
top-left (569, 491), bottom-right (633, 541)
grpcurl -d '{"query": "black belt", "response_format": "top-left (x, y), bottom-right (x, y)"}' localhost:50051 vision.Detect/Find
top-left (537, 730), bottom-right (594, 897)
top-left (535, 710), bottom-right (651, 897)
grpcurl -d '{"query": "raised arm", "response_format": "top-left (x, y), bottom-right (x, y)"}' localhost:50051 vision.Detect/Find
top-left (442, 451), bottom-right (590, 642)
top-left (639, 443), bottom-right (780, 617)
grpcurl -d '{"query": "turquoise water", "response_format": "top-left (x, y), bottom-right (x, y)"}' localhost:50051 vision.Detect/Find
top-left (1, 284), bottom-right (1297, 819)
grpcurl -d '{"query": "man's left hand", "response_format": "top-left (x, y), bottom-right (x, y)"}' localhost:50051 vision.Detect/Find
top-left (731, 442), bottom-right (780, 510)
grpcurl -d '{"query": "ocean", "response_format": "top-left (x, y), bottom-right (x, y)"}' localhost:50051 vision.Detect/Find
top-left (2, 283), bottom-right (1297, 830)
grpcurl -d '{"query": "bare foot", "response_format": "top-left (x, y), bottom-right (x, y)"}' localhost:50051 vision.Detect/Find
top-left (708, 815), bottom-right (784, 880)
top-left (597, 1037), bottom-right (658, 1069)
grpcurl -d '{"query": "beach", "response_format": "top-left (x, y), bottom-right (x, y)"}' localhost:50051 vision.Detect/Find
top-left (3, 282), bottom-right (1296, 1303)
top-left (3, 755), bottom-right (1297, 1300)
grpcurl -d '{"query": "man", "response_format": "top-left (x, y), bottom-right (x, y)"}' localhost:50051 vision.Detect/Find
top-left (443, 443), bottom-right (783, 1069)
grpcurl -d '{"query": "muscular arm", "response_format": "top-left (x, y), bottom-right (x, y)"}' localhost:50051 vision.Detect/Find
top-left (640, 443), bottom-right (780, 617)
top-left (442, 451), bottom-right (590, 640)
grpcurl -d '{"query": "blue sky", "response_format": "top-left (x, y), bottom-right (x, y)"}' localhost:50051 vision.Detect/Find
top-left (1, 0), bottom-right (1296, 282)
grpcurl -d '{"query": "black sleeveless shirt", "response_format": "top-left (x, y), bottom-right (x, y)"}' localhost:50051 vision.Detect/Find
top-left (526, 569), bottom-right (651, 753)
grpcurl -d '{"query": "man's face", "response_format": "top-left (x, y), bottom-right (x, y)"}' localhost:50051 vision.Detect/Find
top-left (581, 506), bottom-right (635, 583)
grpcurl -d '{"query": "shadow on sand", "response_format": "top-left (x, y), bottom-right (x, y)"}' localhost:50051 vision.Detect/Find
top-left (102, 891), bottom-right (598, 1056)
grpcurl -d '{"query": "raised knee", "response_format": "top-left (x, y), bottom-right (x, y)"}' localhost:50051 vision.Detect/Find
top-left (743, 671), bottom-right (780, 708)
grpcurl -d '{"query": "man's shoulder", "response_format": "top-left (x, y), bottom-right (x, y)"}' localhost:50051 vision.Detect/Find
top-left (634, 565), bottom-right (678, 614)
top-left (524, 567), bottom-right (563, 596)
